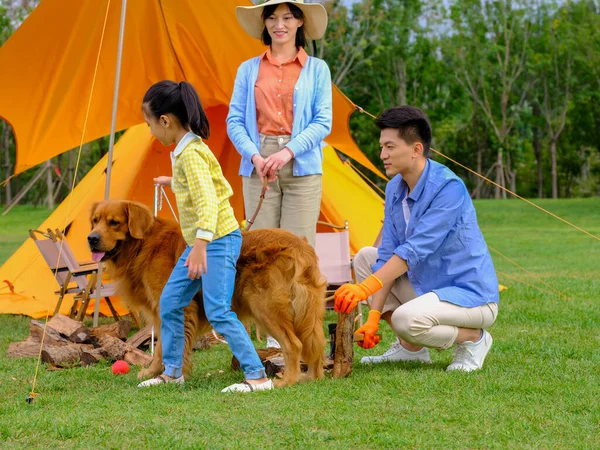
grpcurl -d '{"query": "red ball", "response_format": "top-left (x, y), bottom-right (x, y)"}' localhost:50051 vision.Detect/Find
top-left (112, 360), bottom-right (130, 375)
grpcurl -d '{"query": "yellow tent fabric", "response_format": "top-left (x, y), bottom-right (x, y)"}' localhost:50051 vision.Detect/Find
top-left (0, 0), bottom-right (384, 179)
top-left (0, 125), bottom-right (383, 319)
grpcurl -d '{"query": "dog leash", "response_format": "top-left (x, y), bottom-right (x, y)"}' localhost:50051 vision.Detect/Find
top-left (244, 177), bottom-right (268, 231)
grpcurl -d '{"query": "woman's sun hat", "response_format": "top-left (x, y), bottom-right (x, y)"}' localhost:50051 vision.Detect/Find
top-left (236, 0), bottom-right (328, 41)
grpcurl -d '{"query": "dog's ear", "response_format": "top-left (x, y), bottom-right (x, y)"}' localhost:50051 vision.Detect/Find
top-left (127, 202), bottom-right (153, 239)
top-left (89, 201), bottom-right (100, 226)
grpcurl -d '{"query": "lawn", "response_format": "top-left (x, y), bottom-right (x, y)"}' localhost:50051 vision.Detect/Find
top-left (0, 200), bottom-right (599, 449)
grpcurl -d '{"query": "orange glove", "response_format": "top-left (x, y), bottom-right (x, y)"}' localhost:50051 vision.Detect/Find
top-left (334, 274), bottom-right (383, 314)
top-left (356, 310), bottom-right (382, 349)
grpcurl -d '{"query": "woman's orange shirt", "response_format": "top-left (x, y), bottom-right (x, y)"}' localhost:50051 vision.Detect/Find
top-left (254, 47), bottom-right (308, 136)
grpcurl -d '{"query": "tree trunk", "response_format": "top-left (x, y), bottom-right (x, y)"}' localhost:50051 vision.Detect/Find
top-left (395, 59), bottom-right (407, 106)
top-left (505, 152), bottom-right (517, 196)
top-left (98, 137), bottom-right (107, 158)
top-left (533, 126), bottom-right (543, 198)
top-left (67, 149), bottom-right (74, 189)
top-left (550, 138), bottom-right (558, 198)
top-left (473, 109), bottom-right (483, 200)
top-left (495, 150), bottom-right (504, 199)
top-left (45, 159), bottom-right (54, 209)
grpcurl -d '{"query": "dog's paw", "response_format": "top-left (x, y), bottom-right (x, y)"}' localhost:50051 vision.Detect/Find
top-left (137, 367), bottom-right (160, 380)
top-left (273, 378), bottom-right (297, 388)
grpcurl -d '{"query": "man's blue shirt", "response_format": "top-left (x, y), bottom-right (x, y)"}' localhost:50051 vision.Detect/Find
top-left (373, 159), bottom-right (499, 307)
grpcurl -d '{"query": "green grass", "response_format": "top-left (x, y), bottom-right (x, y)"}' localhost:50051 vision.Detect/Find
top-left (0, 205), bottom-right (53, 263)
top-left (1, 200), bottom-right (600, 449)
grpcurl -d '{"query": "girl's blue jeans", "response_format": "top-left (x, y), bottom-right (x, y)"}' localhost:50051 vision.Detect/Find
top-left (159, 229), bottom-right (266, 379)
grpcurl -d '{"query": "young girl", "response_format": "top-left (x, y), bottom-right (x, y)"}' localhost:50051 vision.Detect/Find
top-left (228, 0), bottom-right (332, 349)
top-left (138, 80), bottom-right (272, 393)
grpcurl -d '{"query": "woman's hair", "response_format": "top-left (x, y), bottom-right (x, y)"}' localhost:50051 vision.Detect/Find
top-left (142, 80), bottom-right (210, 139)
top-left (261, 2), bottom-right (306, 48)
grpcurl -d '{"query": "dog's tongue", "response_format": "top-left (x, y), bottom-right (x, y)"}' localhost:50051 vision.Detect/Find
top-left (91, 251), bottom-right (105, 262)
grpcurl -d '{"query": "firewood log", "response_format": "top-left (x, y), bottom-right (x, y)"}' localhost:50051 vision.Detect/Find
top-left (80, 348), bottom-right (109, 366)
top-left (7, 338), bottom-right (43, 358)
top-left (47, 314), bottom-right (90, 343)
top-left (29, 320), bottom-right (69, 347)
top-left (332, 310), bottom-right (355, 378)
top-left (90, 320), bottom-right (131, 341)
top-left (123, 348), bottom-right (153, 367)
top-left (98, 335), bottom-right (128, 360)
top-left (125, 325), bottom-right (153, 349)
top-left (41, 344), bottom-right (93, 365)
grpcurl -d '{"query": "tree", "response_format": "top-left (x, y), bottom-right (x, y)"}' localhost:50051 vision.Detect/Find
top-left (445, 0), bottom-right (532, 198)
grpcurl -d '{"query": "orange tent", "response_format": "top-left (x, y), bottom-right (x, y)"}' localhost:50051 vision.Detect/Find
top-left (0, 0), bottom-right (385, 318)
top-left (0, 0), bottom-right (383, 179)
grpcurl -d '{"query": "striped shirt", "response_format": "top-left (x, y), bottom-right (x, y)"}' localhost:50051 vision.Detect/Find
top-left (171, 132), bottom-right (238, 245)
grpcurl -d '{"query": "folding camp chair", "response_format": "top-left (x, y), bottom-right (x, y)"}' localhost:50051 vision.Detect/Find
top-left (29, 228), bottom-right (119, 321)
top-left (315, 220), bottom-right (354, 298)
top-left (50, 228), bottom-right (120, 322)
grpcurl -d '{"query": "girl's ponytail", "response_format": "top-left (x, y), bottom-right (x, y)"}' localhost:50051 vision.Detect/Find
top-left (143, 80), bottom-right (210, 139)
top-left (179, 81), bottom-right (210, 139)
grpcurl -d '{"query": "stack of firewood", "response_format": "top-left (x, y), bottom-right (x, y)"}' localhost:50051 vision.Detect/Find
top-left (6, 314), bottom-right (153, 367)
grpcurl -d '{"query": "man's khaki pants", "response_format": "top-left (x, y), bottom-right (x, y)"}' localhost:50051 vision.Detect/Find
top-left (242, 135), bottom-right (322, 247)
top-left (354, 247), bottom-right (498, 349)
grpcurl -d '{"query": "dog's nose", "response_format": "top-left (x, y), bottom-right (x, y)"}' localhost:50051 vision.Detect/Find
top-left (87, 233), bottom-right (100, 247)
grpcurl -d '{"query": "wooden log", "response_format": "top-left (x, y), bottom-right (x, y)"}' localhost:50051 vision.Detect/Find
top-left (98, 335), bottom-right (128, 360)
top-left (332, 310), bottom-right (355, 378)
top-left (126, 325), bottom-right (153, 349)
top-left (123, 348), bottom-right (153, 367)
top-left (7, 338), bottom-right (43, 358)
top-left (99, 335), bottom-right (152, 367)
top-left (90, 320), bottom-right (131, 341)
top-left (30, 320), bottom-right (70, 347)
top-left (80, 348), bottom-right (108, 366)
top-left (47, 314), bottom-right (91, 343)
top-left (41, 344), bottom-right (93, 365)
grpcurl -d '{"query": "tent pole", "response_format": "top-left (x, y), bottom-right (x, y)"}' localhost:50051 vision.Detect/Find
top-left (94, 0), bottom-right (128, 328)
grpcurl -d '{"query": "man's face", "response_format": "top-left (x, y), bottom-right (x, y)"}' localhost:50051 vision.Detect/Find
top-left (379, 128), bottom-right (418, 178)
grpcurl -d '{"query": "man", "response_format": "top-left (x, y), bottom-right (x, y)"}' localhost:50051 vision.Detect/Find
top-left (334, 106), bottom-right (499, 371)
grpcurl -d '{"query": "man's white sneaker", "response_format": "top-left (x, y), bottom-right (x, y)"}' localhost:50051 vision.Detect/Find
top-left (266, 336), bottom-right (281, 349)
top-left (137, 374), bottom-right (185, 388)
top-left (360, 340), bottom-right (432, 364)
top-left (221, 379), bottom-right (274, 393)
top-left (446, 330), bottom-right (493, 372)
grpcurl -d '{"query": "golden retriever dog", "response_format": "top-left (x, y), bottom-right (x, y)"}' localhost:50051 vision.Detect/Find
top-left (87, 200), bottom-right (326, 387)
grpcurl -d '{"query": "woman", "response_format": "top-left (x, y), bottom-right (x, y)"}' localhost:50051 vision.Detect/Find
top-left (227, 0), bottom-right (332, 250)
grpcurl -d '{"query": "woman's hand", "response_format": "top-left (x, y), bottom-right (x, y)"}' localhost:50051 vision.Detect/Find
top-left (251, 154), bottom-right (276, 187)
top-left (261, 148), bottom-right (293, 179)
top-left (185, 239), bottom-right (208, 280)
top-left (153, 176), bottom-right (172, 187)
